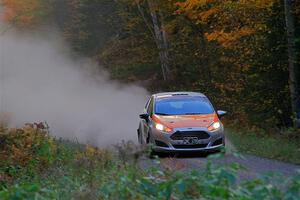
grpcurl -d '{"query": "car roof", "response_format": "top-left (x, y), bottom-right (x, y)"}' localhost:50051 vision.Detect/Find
top-left (153, 92), bottom-right (207, 99)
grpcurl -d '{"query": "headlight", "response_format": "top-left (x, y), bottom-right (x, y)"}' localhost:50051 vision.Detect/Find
top-left (155, 123), bottom-right (172, 132)
top-left (155, 123), bottom-right (164, 131)
top-left (208, 121), bottom-right (221, 131)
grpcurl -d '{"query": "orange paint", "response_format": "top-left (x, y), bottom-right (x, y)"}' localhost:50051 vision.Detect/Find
top-left (152, 113), bottom-right (219, 130)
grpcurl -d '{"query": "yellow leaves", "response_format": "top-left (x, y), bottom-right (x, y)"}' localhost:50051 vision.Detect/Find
top-left (176, 0), bottom-right (275, 49)
top-left (176, 0), bottom-right (216, 20)
top-left (0, 123), bottom-right (55, 168)
top-left (205, 27), bottom-right (255, 48)
top-left (176, 0), bottom-right (214, 10)
top-left (81, 144), bottom-right (111, 161)
top-left (85, 144), bottom-right (96, 157)
top-left (197, 7), bottom-right (219, 23)
top-left (75, 144), bottom-right (112, 168)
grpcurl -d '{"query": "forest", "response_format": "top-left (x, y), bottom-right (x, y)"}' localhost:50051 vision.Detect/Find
top-left (1, 1), bottom-right (300, 199)
top-left (1, 0), bottom-right (300, 129)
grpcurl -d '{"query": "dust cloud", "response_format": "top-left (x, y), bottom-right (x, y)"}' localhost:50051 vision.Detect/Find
top-left (0, 22), bottom-right (149, 146)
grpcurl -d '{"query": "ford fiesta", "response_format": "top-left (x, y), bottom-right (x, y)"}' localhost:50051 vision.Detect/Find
top-left (137, 92), bottom-right (226, 152)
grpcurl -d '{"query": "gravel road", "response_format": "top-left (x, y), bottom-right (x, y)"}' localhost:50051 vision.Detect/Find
top-left (138, 139), bottom-right (300, 181)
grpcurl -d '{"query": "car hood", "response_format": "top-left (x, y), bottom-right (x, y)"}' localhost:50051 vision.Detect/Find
top-left (152, 113), bottom-right (218, 129)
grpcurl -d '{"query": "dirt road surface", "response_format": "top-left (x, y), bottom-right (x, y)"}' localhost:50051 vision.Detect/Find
top-left (138, 139), bottom-right (300, 181)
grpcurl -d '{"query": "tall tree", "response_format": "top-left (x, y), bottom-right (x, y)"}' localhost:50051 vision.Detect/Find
top-left (62, 0), bottom-right (118, 56)
top-left (176, 0), bottom-right (293, 126)
top-left (284, 0), bottom-right (299, 118)
top-left (135, 0), bottom-right (171, 81)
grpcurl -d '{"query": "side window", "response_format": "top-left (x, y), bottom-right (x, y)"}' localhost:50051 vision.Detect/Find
top-left (147, 97), bottom-right (154, 116)
top-left (145, 98), bottom-right (151, 109)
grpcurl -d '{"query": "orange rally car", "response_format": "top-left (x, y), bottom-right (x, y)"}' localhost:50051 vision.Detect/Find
top-left (137, 92), bottom-right (226, 152)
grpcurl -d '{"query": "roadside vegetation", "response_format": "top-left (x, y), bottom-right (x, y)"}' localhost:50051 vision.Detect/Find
top-left (0, 124), bottom-right (300, 200)
top-left (227, 127), bottom-right (300, 165)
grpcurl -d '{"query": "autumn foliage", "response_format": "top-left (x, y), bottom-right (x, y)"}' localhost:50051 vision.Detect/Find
top-left (0, 0), bottom-right (47, 27)
top-left (0, 0), bottom-right (299, 128)
top-left (0, 125), bottom-right (52, 188)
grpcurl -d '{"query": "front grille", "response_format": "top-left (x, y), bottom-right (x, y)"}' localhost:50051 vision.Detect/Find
top-left (170, 131), bottom-right (210, 140)
top-left (173, 143), bottom-right (208, 149)
top-left (155, 140), bottom-right (169, 147)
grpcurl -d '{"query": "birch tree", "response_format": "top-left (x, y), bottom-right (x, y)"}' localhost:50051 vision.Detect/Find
top-left (136, 0), bottom-right (171, 81)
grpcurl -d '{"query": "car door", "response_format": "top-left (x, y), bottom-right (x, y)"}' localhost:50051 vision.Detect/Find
top-left (141, 96), bottom-right (154, 143)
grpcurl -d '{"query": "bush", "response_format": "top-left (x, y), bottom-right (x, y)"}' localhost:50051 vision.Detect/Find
top-left (0, 123), bottom-right (58, 189)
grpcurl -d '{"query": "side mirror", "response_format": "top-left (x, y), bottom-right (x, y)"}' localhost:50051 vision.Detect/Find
top-left (217, 110), bottom-right (227, 118)
top-left (139, 113), bottom-right (150, 121)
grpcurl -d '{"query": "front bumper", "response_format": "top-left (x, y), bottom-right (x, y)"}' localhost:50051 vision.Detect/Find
top-left (151, 126), bottom-right (224, 152)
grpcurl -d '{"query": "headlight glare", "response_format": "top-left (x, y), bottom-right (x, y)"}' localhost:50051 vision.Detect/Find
top-left (155, 123), bottom-right (172, 132)
top-left (213, 122), bottom-right (221, 129)
top-left (208, 121), bottom-right (221, 131)
top-left (155, 123), bottom-right (164, 131)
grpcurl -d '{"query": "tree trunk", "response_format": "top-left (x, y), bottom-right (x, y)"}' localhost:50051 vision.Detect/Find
top-left (159, 10), bottom-right (171, 79)
top-left (284, 0), bottom-right (298, 117)
top-left (147, 0), bottom-right (171, 81)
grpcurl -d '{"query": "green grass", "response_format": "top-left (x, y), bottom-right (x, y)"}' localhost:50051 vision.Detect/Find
top-left (227, 128), bottom-right (300, 165)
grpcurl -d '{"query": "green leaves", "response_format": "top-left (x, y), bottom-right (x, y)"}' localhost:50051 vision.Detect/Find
top-left (0, 184), bottom-right (55, 200)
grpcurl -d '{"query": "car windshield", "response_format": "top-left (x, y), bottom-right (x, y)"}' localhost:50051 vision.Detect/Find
top-left (154, 96), bottom-right (214, 115)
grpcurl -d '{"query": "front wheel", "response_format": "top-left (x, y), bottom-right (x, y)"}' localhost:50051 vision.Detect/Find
top-left (137, 129), bottom-right (142, 144)
top-left (149, 149), bottom-right (167, 159)
top-left (146, 132), bottom-right (150, 144)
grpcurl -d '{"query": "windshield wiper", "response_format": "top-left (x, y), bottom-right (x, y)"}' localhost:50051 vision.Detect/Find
top-left (155, 113), bottom-right (170, 116)
top-left (184, 113), bottom-right (202, 115)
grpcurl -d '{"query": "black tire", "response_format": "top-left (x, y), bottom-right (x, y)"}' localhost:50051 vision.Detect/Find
top-left (137, 129), bottom-right (142, 144)
top-left (146, 132), bottom-right (150, 144)
top-left (149, 149), bottom-right (157, 159)
top-left (211, 146), bottom-right (225, 154)
top-left (149, 150), bottom-right (166, 159)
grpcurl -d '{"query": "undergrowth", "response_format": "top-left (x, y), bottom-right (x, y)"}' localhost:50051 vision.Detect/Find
top-left (0, 123), bottom-right (299, 199)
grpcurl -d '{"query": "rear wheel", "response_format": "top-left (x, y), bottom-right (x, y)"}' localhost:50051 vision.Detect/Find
top-left (146, 132), bottom-right (159, 158)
